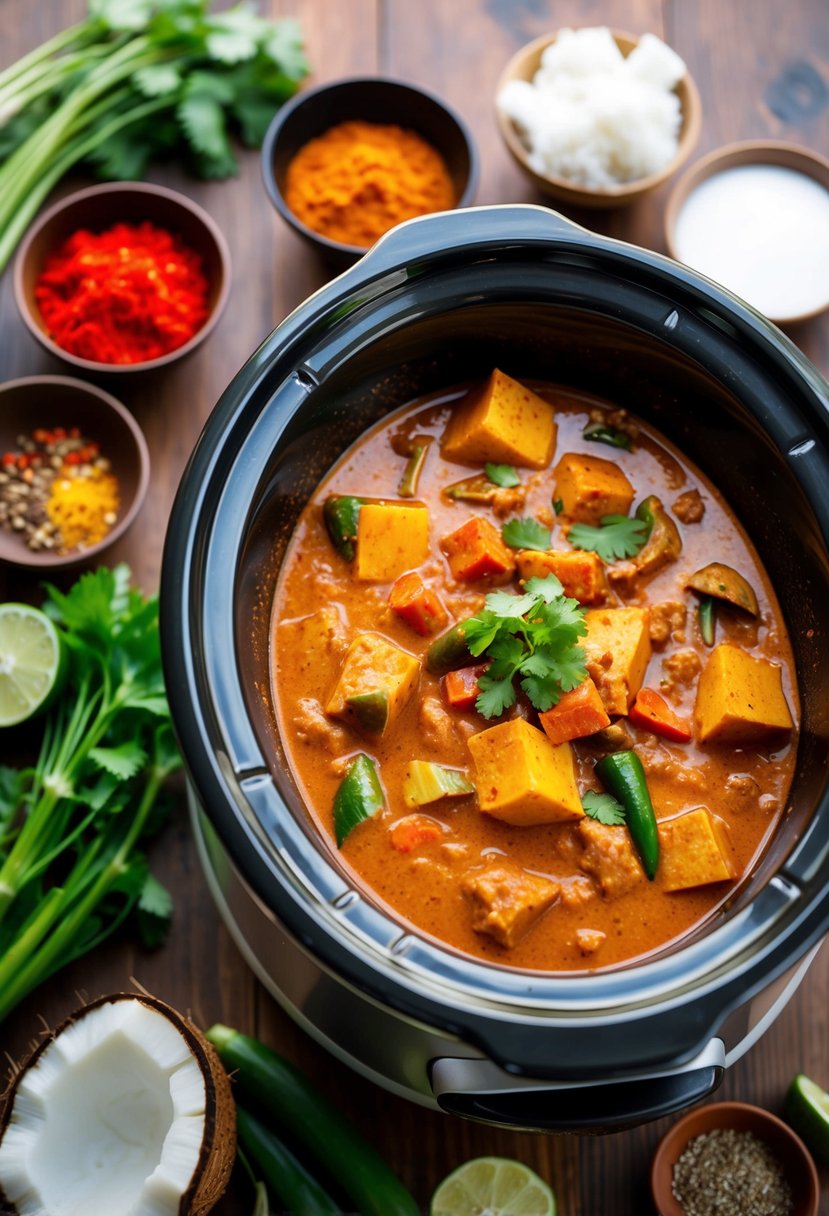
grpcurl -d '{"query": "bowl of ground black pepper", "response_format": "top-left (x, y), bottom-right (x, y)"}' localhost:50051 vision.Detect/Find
top-left (0, 376), bottom-right (149, 568)
top-left (261, 77), bottom-right (479, 267)
top-left (14, 182), bottom-right (230, 373)
top-left (651, 1101), bottom-right (819, 1216)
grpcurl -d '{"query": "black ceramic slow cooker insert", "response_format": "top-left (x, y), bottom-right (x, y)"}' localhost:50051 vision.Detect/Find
top-left (161, 205), bottom-right (829, 1131)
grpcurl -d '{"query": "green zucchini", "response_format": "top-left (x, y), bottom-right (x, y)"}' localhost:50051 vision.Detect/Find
top-left (403, 760), bottom-right (475, 807)
top-left (345, 690), bottom-right (389, 735)
top-left (687, 561), bottom-right (759, 616)
top-left (333, 753), bottom-right (385, 846)
top-left (323, 495), bottom-right (366, 561)
top-left (237, 1107), bottom-right (340, 1216)
top-left (425, 620), bottom-right (473, 674)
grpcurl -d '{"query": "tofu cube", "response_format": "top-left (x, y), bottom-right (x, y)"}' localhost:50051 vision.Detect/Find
top-left (583, 607), bottom-right (652, 716)
top-left (326, 632), bottom-right (420, 736)
top-left (659, 807), bottom-right (737, 891)
top-left (467, 718), bottom-right (583, 826)
top-left (355, 502), bottom-right (429, 582)
top-left (516, 547), bottom-right (609, 604)
top-left (440, 369), bottom-right (557, 468)
top-left (441, 515), bottom-right (515, 584)
top-left (462, 856), bottom-right (559, 947)
top-left (578, 818), bottom-right (644, 898)
top-left (552, 452), bottom-right (634, 524)
top-left (694, 643), bottom-right (794, 745)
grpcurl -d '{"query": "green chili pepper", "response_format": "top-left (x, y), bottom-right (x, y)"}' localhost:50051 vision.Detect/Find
top-left (333, 753), bottom-right (385, 846)
top-left (583, 421), bottom-right (632, 449)
top-left (698, 595), bottom-right (716, 646)
top-left (397, 435), bottom-right (433, 497)
top-left (236, 1107), bottom-right (341, 1216)
top-left (323, 495), bottom-right (366, 561)
top-left (425, 620), bottom-right (473, 674)
top-left (595, 750), bottom-right (659, 880)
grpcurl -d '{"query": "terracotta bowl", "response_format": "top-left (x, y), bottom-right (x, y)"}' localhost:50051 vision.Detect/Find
top-left (14, 181), bottom-right (231, 374)
top-left (0, 376), bottom-right (149, 569)
top-left (651, 1101), bottom-right (819, 1216)
top-left (495, 29), bottom-right (702, 209)
top-left (665, 140), bottom-right (829, 325)
top-left (261, 76), bottom-right (480, 269)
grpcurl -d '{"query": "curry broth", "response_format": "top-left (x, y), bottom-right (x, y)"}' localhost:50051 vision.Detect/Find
top-left (270, 381), bottom-right (798, 972)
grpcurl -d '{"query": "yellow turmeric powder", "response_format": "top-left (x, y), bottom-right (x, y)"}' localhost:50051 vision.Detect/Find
top-left (284, 120), bottom-right (456, 248)
top-left (47, 468), bottom-right (120, 552)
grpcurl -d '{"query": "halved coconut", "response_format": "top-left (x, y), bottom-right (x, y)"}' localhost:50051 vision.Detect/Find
top-left (0, 993), bottom-right (235, 1216)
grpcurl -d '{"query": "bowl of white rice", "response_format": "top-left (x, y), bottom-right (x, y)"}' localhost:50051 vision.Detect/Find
top-left (496, 27), bottom-right (702, 209)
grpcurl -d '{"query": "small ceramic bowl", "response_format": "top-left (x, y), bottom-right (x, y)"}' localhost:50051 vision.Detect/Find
top-left (495, 29), bottom-right (702, 209)
top-left (261, 76), bottom-right (480, 268)
top-left (0, 376), bottom-right (149, 569)
top-left (651, 1101), bottom-right (819, 1216)
top-left (665, 140), bottom-right (829, 325)
top-left (14, 181), bottom-right (231, 373)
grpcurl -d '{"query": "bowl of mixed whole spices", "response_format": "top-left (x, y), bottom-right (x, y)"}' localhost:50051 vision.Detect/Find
top-left (14, 182), bottom-right (231, 372)
top-left (651, 1101), bottom-right (819, 1216)
top-left (0, 376), bottom-right (149, 567)
top-left (261, 77), bottom-right (479, 266)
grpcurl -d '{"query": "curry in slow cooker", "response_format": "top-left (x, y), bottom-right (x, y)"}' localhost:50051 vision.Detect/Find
top-left (270, 371), bottom-right (798, 971)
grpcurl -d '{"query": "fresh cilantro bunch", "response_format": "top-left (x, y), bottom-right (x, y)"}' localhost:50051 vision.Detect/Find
top-left (0, 566), bottom-right (181, 1024)
top-left (464, 575), bottom-right (587, 719)
top-left (0, 0), bottom-right (309, 271)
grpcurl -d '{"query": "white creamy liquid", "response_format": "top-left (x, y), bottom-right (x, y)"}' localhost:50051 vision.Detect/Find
top-left (673, 163), bottom-right (829, 320)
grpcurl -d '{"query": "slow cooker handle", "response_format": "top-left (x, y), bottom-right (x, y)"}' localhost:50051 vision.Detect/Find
top-left (430, 1039), bottom-right (725, 1132)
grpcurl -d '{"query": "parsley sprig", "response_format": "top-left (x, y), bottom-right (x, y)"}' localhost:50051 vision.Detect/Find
top-left (464, 575), bottom-right (587, 719)
top-left (568, 514), bottom-right (649, 562)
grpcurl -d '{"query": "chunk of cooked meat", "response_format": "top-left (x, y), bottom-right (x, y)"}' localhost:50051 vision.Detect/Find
top-left (418, 694), bottom-right (464, 750)
top-left (672, 488), bottom-right (705, 523)
top-left (661, 648), bottom-right (702, 691)
top-left (558, 874), bottom-right (597, 909)
top-left (649, 601), bottom-right (687, 649)
top-left (578, 819), bottom-right (644, 899)
top-left (293, 697), bottom-right (350, 754)
top-left (575, 927), bottom-right (607, 955)
top-left (461, 856), bottom-right (559, 947)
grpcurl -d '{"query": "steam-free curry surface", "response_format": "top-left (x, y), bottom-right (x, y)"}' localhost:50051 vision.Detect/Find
top-left (270, 376), bottom-right (798, 972)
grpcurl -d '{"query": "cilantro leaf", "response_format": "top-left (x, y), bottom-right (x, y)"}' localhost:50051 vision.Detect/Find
top-left (137, 872), bottom-right (173, 949)
top-left (568, 514), bottom-right (649, 562)
top-left (502, 518), bottom-right (552, 551)
top-left (89, 741), bottom-right (148, 782)
top-left (582, 790), bottom-right (627, 826)
top-left (485, 463), bottom-right (521, 488)
top-left (553, 497), bottom-right (564, 515)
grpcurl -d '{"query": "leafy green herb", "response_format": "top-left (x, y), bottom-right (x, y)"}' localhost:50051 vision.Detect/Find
top-left (553, 497), bottom-right (564, 516)
top-left (568, 514), bottom-right (649, 562)
top-left (463, 575), bottom-right (587, 718)
top-left (0, 565), bottom-right (181, 1024)
top-left (501, 517), bottom-right (552, 552)
top-left (0, 0), bottom-right (309, 272)
top-left (582, 790), bottom-right (626, 826)
top-left (582, 421), bottom-right (632, 450)
top-left (485, 463), bottom-right (521, 488)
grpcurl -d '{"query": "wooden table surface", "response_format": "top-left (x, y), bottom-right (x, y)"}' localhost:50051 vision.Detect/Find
top-left (1, 2), bottom-right (828, 1213)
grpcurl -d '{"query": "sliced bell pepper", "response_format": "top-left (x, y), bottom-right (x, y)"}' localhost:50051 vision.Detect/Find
top-left (595, 750), bottom-right (659, 880)
top-left (323, 495), bottom-right (366, 561)
top-left (441, 663), bottom-right (488, 712)
top-left (629, 687), bottom-right (692, 743)
top-left (397, 435), bottom-right (433, 498)
top-left (389, 570), bottom-right (448, 636)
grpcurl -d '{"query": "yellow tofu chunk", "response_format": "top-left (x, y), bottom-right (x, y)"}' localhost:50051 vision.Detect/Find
top-left (578, 819), bottom-right (644, 898)
top-left (583, 607), bottom-right (651, 716)
top-left (552, 452), bottom-right (634, 524)
top-left (462, 856), bottom-right (559, 947)
top-left (694, 643), bottom-right (794, 745)
top-left (326, 632), bottom-right (419, 736)
top-left (440, 369), bottom-right (557, 469)
top-left (467, 719), bottom-right (583, 826)
top-left (659, 807), bottom-right (737, 891)
top-left (355, 502), bottom-right (429, 582)
top-left (515, 547), bottom-right (609, 605)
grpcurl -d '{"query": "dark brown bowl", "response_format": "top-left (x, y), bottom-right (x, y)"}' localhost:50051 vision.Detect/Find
top-left (0, 376), bottom-right (149, 568)
top-left (651, 1101), bottom-right (819, 1216)
top-left (14, 182), bottom-right (231, 373)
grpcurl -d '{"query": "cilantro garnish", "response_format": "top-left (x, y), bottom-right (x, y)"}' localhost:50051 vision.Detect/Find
top-left (502, 517), bottom-right (552, 551)
top-left (568, 514), bottom-right (649, 562)
top-left (464, 575), bottom-right (587, 718)
top-left (553, 497), bottom-right (564, 516)
top-left (485, 463), bottom-right (521, 488)
top-left (582, 790), bottom-right (626, 826)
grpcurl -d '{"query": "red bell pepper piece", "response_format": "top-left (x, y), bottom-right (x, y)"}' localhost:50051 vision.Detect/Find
top-left (629, 687), bottom-right (692, 743)
top-left (388, 571), bottom-right (448, 636)
top-left (441, 663), bottom-right (488, 712)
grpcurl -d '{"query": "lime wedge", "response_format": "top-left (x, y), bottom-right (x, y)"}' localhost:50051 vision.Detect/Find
top-left (785, 1073), bottom-right (829, 1164)
top-left (430, 1157), bottom-right (556, 1216)
top-left (0, 604), bottom-right (63, 727)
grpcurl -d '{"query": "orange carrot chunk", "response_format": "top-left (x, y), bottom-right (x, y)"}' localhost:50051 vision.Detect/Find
top-left (389, 814), bottom-right (443, 852)
top-left (441, 516), bottom-right (515, 584)
top-left (442, 663), bottom-right (489, 712)
top-left (629, 686), bottom-right (692, 743)
top-left (389, 570), bottom-right (448, 636)
top-left (538, 678), bottom-right (611, 745)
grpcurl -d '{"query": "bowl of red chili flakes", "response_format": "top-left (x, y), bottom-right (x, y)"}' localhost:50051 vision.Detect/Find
top-left (13, 182), bottom-right (231, 373)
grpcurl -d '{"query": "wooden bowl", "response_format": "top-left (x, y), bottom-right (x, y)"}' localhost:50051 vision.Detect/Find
top-left (0, 376), bottom-right (149, 568)
top-left (650, 1101), bottom-right (819, 1216)
top-left (14, 182), bottom-right (231, 373)
top-left (495, 29), bottom-right (702, 209)
top-left (665, 140), bottom-right (829, 325)
top-left (261, 76), bottom-right (480, 268)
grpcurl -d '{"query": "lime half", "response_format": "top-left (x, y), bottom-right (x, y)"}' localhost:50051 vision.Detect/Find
top-left (0, 604), bottom-right (63, 727)
top-left (430, 1157), bottom-right (556, 1216)
top-left (785, 1073), bottom-right (829, 1165)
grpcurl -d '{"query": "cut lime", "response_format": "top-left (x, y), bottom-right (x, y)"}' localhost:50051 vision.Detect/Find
top-left (0, 604), bottom-right (63, 727)
top-left (785, 1073), bottom-right (829, 1165)
top-left (430, 1156), bottom-right (556, 1216)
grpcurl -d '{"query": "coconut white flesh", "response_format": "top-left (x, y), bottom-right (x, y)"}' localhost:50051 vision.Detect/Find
top-left (0, 1000), bottom-right (207, 1216)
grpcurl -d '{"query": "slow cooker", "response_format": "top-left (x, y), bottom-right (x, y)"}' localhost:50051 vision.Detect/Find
top-left (161, 205), bottom-right (829, 1132)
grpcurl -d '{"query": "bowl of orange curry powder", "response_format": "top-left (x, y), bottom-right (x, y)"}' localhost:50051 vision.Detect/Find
top-left (261, 77), bottom-right (479, 266)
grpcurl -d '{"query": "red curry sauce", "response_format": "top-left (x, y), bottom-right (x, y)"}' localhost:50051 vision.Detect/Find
top-left (270, 377), bottom-right (798, 972)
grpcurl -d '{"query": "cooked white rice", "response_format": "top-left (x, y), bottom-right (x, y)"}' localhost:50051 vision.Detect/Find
top-left (498, 27), bottom-right (687, 188)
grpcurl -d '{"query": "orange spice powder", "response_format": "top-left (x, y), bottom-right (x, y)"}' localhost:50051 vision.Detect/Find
top-left (284, 119), bottom-right (456, 248)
